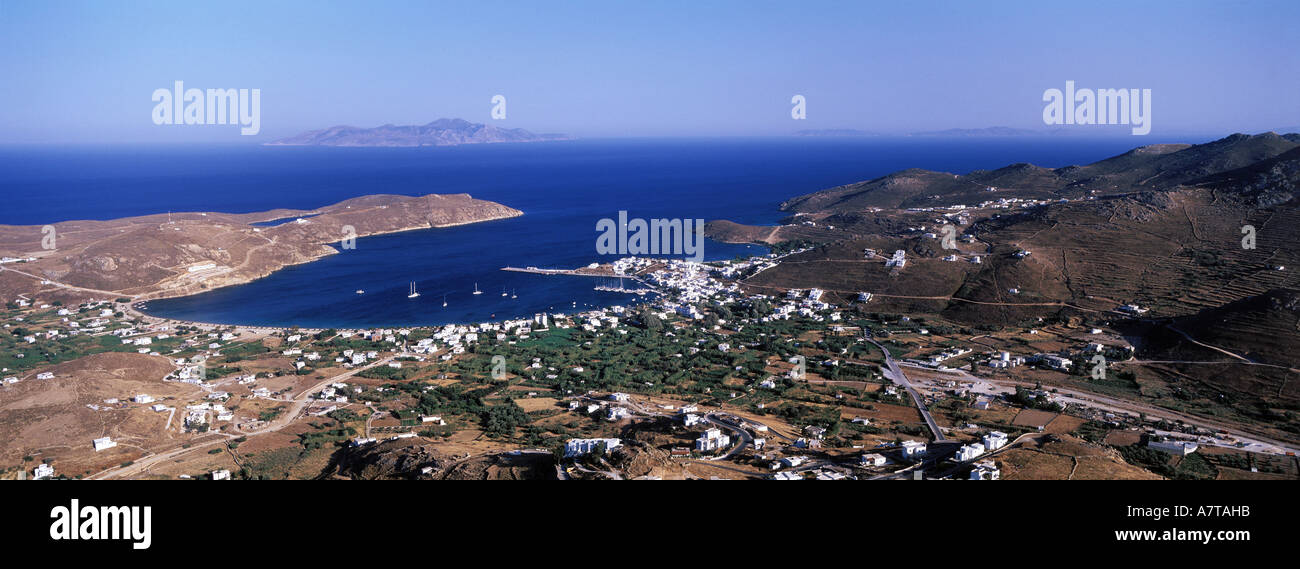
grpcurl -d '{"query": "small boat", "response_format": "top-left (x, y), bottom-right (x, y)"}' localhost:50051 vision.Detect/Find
top-left (472, 283), bottom-right (482, 295)
top-left (501, 287), bottom-right (508, 297)
top-left (510, 290), bottom-right (517, 299)
top-left (407, 282), bottom-right (420, 299)
top-left (355, 289), bottom-right (365, 295)
top-left (442, 294), bottom-right (447, 308)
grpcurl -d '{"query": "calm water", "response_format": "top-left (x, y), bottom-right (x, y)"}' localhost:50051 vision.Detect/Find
top-left (0, 136), bottom-right (1203, 327)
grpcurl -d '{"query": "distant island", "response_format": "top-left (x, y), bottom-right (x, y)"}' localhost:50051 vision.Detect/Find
top-left (267, 118), bottom-right (570, 147)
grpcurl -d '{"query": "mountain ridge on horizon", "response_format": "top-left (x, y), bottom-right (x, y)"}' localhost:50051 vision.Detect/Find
top-left (267, 118), bottom-right (570, 147)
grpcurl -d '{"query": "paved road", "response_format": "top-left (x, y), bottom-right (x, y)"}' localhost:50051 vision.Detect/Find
top-left (910, 363), bottom-right (1300, 456)
top-left (862, 337), bottom-right (947, 442)
top-left (704, 413), bottom-right (754, 460)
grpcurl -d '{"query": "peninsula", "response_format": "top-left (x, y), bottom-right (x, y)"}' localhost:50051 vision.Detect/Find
top-left (0, 193), bottom-right (523, 303)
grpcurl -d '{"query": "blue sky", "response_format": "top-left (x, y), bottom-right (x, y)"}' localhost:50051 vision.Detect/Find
top-left (1, 0), bottom-right (1297, 142)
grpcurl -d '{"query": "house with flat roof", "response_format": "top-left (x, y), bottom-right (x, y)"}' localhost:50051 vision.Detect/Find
top-left (901, 440), bottom-right (927, 459)
top-left (970, 460), bottom-right (1000, 480)
top-left (564, 438), bottom-right (621, 458)
top-left (954, 443), bottom-right (986, 462)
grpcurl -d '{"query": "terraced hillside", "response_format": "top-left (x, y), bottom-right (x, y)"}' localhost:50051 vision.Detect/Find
top-left (710, 133), bottom-right (1300, 433)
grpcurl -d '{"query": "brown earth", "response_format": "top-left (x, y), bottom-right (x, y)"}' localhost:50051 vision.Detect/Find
top-left (0, 352), bottom-right (204, 477)
top-left (998, 435), bottom-right (1163, 480)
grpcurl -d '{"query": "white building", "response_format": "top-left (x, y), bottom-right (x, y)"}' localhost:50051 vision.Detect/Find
top-left (695, 428), bottom-right (731, 452)
top-left (185, 410), bottom-right (208, 427)
top-left (982, 431), bottom-right (1009, 451)
top-left (1148, 439), bottom-right (1198, 456)
top-left (954, 443), bottom-right (986, 462)
top-left (901, 440), bottom-right (927, 459)
top-left (860, 453), bottom-right (886, 467)
top-left (564, 438), bottom-right (622, 458)
top-left (777, 456), bottom-right (806, 469)
top-left (211, 469), bottom-right (231, 480)
top-left (132, 394), bottom-right (155, 404)
top-left (970, 460), bottom-right (1000, 480)
top-left (92, 437), bottom-right (117, 452)
top-left (33, 463), bottom-right (55, 480)
top-left (885, 250), bottom-right (907, 268)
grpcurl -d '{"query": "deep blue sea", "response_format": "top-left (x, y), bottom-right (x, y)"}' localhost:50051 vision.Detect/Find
top-left (0, 136), bottom-right (1205, 327)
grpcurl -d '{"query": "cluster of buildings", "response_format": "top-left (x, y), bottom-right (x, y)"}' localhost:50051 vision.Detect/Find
top-left (973, 196), bottom-right (1065, 211)
top-left (1032, 353), bottom-right (1074, 371)
top-left (314, 382), bottom-right (355, 404)
top-left (917, 346), bottom-right (972, 367)
top-left (985, 350), bottom-right (1027, 369)
top-left (711, 256), bottom-right (779, 280)
top-left (611, 256), bottom-right (656, 275)
top-left (645, 260), bottom-right (739, 308)
top-left (4, 300), bottom-right (131, 362)
top-left (564, 438), bottom-right (622, 458)
top-left (954, 431), bottom-right (1009, 462)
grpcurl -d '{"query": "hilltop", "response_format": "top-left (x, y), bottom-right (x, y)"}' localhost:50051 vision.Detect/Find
top-left (267, 118), bottom-right (569, 147)
top-left (780, 132), bottom-right (1300, 212)
top-left (716, 133), bottom-right (1300, 328)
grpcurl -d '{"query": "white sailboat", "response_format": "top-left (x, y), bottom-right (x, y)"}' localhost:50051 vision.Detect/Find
top-left (442, 294), bottom-right (447, 307)
top-left (501, 287), bottom-right (508, 297)
top-left (472, 283), bottom-right (482, 295)
top-left (407, 282), bottom-right (420, 299)
top-left (510, 290), bottom-right (517, 299)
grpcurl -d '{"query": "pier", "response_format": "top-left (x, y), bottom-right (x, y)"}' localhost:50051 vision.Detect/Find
top-left (502, 265), bottom-right (658, 294)
top-left (501, 266), bottom-right (606, 277)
